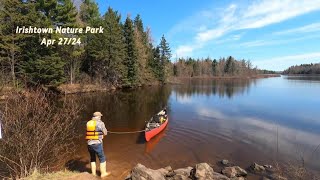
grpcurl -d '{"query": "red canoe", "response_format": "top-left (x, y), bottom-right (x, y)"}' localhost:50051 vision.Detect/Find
top-left (145, 111), bottom-right (169, 142)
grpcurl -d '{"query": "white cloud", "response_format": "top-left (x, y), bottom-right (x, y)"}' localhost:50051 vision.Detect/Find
top-left (176, 45), bottom-right (196, 57)
top-left (239, 34), bottom-right (320, 47)
top-left (254, 52), bottom-right (320, 71)
top-left (171, 0), bottom-right (320, 57)
top-left (176, 94), bottom-right (193, 104)
top-left (274, 22), bottom-right (320, 35)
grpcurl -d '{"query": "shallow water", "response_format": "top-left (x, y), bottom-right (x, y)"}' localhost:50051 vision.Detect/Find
top-left (68, 75), bottom-right (320, 178)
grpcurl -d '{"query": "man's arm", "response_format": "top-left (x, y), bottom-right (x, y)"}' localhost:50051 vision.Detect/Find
top-left (100, 122), bottom-right (108, 135)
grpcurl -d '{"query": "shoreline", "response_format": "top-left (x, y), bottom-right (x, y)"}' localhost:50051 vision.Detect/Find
top-left (25, 160), bottom-right (311, 180)
top-left (0, 74), bottom-right (280, 98)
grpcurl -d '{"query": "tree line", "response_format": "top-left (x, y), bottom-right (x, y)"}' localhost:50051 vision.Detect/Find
top-left (283, 63), bottom-right (320, 74)
top-left (0, 0), bottom-right (278, 90)
top-left (0, 0), bottom-right (172, 88)
top-left (173, 56), bottom-right (264, 77)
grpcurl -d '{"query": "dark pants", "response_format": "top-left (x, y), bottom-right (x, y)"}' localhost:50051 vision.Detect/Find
top-left (88, 143), bottom-right (106, 163)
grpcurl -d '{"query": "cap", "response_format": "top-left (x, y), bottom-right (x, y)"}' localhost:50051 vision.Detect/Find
top-left (93, 112), bottom-right (103, 117)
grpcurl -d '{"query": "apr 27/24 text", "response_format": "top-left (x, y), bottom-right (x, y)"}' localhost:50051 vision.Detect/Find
top-left (41, 38), bottom-right (81, 47)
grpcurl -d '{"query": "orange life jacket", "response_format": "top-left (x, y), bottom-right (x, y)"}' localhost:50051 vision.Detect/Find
top-left (85, 120), bottom-right (103, 140)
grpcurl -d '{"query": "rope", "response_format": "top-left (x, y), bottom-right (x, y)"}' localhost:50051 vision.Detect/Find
top-left (107, 129), bottom-right (146, 134)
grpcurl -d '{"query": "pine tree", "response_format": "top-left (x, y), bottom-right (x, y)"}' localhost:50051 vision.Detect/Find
top-left (225, 56), bottom-right (235, 75)
top-left (20, 0), bottom-right (67, 86)
top-left (100, 7), bottom-right (126, 84)
top-left (123, 15), bottom-right (138, 85)
top-left (0, 0), bottom-right (29, 87)
top-left (79, 0), bottom-right (100, 77)
top-left (158, 35), bottom-right (171, 82)
top-left (80, 0), bottom-right (100, 25)
top-left (133, 14), bottom-right (151, 84)
top-left (55, 0), bottom-right (82, 84)
top-left (212, 59), bottom-right (218, 76)
top-left (86, 7), bottom-right (128, 85)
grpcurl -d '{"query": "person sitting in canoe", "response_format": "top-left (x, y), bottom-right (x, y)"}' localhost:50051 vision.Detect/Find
top-left (157, 108), bottom-right (167, 124)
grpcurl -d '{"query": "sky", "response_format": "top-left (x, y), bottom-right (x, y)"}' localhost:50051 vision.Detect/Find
top-left (83, 0), bottom-right (320, 71)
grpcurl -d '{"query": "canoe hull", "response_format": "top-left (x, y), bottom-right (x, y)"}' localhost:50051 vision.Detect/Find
top-left (145, 117), bottom-right (168, 142)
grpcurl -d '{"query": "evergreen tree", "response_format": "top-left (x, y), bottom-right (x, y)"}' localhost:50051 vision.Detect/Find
top-left (133, 14), bottom-right (152, 83)
top-left (225, 56), bottom-right (236, 75)
top-left (123, 16), bottom-right (138, 85)
top-left (158, 35), bottom-right (171, 82)
top-left (21, 0), bottom-right (67, 86)
top-left (0, 0), bottom-right (26, 87)
top-left (212, 59), bottom-right (218, 76)
top-left (80, 0), bottom-right (100, 25)
top-left (82, 6), bottom-right (127, 85)
top-left (55, 0), bottom-right (82, 84)
top-left (79, 0), bottom-right (100, 76)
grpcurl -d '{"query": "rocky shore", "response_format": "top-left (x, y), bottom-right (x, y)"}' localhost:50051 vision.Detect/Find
top-left (125, 161), bottom-right (286, 180)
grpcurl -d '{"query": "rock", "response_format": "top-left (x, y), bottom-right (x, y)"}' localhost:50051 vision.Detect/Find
top-left (250, 163), bottom-right (266, 173)
top-left (231, 177), bottom-right (245, 180)
top-left (212, 172), bottom-right (230, 180)
top-left (157, 166), bottom-right (175, 177)
top-left (222, 166), bottom-right (247, 178)
top-left (189, 163), bottom-right (230, 180)
top-left (193, 163), bottom-right (215, 180)
top-left (221, 160), bottom-right (229, 166)
top-left (267, 174), bottom-right (287, 180)
top-left (174, 167), bottom-right (193, 177)
top-left (171, 174), bottom-right (191, 180)
top-left (130, 164), bottom-right (166, 180)
top-left (263, 165), bottom-right (273, 169)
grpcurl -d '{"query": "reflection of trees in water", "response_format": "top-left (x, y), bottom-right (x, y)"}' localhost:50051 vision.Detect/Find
top-left (70, 86), bottom-right (172, 130)
top-left (285, 75), bottom-right (320, 81)
top-left (172, 79), bottom-right (256, 98)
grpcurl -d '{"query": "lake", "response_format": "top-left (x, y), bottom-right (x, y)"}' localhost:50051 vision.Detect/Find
top-left (69, 75), bottom-right (320, 178)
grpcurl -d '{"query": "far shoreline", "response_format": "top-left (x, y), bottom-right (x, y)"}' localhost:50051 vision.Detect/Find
top-left (0, 74), bottom-right (281, 98)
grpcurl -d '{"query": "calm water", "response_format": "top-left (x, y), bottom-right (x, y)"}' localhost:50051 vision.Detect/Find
top-left (68, 75), bottom-right (320, 178)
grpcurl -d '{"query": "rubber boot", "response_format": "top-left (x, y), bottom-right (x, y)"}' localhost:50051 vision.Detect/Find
top-left (90, 162), bottom-right (97, 176)
top-left (100, 162), bottom-right (111, 178)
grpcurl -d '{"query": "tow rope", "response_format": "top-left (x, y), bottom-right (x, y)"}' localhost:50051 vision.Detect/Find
top-left (107, 129), bottom-right (146, 134)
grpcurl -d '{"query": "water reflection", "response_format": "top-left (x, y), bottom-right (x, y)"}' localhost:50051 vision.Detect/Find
top-left (172, 78), bottom-right (256, 99)
top-left (196, 107), bottom-right (320, 169)
top-left (65, 75), bottom-right (320, 177)
top-left (72, 85), bottom-right (172, 131)
top-left (144, 126), bottom-right (168, 154)
top-left (284, 75), bottom-right (320, 81)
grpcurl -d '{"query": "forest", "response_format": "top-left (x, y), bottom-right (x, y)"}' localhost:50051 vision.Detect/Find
top-left (283, 63), bottom-right (320, 74)
top-left (0, 0), bottom-right (274, 90)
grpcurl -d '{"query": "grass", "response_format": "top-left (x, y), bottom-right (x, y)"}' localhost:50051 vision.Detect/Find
top-left (23, 169), bottom-right (80, 180)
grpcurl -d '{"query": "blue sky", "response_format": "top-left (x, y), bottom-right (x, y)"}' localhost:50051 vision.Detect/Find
top-left (92, 0), bottom-right (320, 71)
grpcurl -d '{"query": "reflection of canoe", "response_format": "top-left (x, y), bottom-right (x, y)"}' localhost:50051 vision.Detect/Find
top-left (145, 111), bottom-right (169, 142)
top-left (145, 126), bottom-right (167, 153)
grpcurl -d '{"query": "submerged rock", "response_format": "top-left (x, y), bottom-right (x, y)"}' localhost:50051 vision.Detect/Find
top-left (222, 166), bottom-right (247, 178)
top-left (266, 173), bottom-right (287, 180)
top-left (221, 159), bottom-right (229, 166)
top-left (263, 165), bottom-right (273, 169)
top-left (250, 163), bottom-right (266, 173)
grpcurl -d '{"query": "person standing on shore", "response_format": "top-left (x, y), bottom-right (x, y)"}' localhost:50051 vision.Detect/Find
top-left (86, 112), bottom-right (111, 177)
